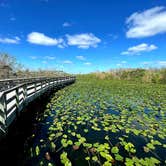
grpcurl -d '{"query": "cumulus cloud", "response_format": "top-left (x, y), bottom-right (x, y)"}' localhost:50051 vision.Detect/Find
top-left (121, 43), bottom-right (157, 55)
top-left (27, 32), bottom-right (101, 49)
top-left (66, 33), bottom-right (101, 49)
top-left (63, 22), bottom-right (72, 27)
top-left (0, 36), bottom-right (20, 44)
top-left (27, 32), bottom-right (64, 46)
top-left (63, 60), bottom-right (73, 64)
top-left (76, 56), bottom-right (86, 60)
top-left (126, 6), bottom-right (166, 38)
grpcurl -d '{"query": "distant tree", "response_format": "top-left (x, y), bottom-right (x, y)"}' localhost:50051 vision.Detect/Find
top-left (0, 52), bottom-right (18, 70)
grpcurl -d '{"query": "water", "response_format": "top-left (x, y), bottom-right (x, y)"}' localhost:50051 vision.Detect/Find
top-left (0, 93), bottom-right (52, 166)
top-left (1, 96), bottom-right (166, 166)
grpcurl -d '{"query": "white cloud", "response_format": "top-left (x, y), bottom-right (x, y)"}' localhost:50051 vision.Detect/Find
top-left (66, 33), bottom-right (101, 49)
top-left (0, 36), bottom-right (20, 44)
top-left (84, 62), bottom-right (92, 65)
top-left (63, 60), bottom-right (73, 64)
top-left (126, 6), bottom-right (166, 38)
top-left (27, 32), bottom-right (63, 46)
top-left (63, 22), bottom-right (72, 27)
top-left (76, 56), bottom-right (86, 61)
top-left (121, 43), bottom-right (157, 55)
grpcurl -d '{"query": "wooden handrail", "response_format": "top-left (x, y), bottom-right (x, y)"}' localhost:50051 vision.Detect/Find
top-left (0, 76), bottom-right (76, 136)
top-left (0, 76), bottom-right (75, 92)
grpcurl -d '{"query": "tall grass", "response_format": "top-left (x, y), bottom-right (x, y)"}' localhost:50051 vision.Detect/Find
top-left (79, 68), bottom-right (166, 84)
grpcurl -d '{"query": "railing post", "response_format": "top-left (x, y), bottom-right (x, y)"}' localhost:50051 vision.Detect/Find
top-left (15, 87), bottom-right (19, 116)
top-left (0, 92), bottom-right (7, 134)
top-left (23, 83), bottom-right (27, 102)
top-left (41, 80), bottom-right (43, 89)
top-left (34, 82), bottom-right (37, 93)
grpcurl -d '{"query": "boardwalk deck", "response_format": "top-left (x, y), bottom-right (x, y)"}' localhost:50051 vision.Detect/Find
top-left (0, 76), bottom-right (76, 138)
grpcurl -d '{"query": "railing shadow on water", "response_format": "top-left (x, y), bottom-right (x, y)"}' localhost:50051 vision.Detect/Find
top-left (0, 77), bottom-right (75, 166)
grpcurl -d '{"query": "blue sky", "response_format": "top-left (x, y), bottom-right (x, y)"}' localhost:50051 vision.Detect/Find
top-left (0, 0), bottom-right (166, 74)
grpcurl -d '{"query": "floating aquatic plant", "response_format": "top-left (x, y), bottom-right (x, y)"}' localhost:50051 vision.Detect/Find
top-left (25, 77), bottom-right (166, 165)
top-left (60, 152), bottom-right (72, 166)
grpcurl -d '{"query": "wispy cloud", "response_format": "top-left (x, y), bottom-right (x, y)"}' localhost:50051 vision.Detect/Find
top-left (0, 1), bottom-right (9, 8)
top-left (121, 43), bottom-right (157, 55)
top-left (29, 56), bottom-right (37, 60)
top-left (42, 60), bottom-right (47, 64)
top-left (116, 63), bottom-right (122, 67)
top-left (84, 62), bottom-right (92, 65)
top-left (108, 34), bottom-right (118, 40)
top-left (40, 0), bottom-right (49, 2)
top-left (10, 17), bottom-right (16, 21)
top-left (121, 61), bottom-right (127, 64)
top-left (66, 33), bottom-right (101, 49)
top-left (63, 22), bottom-right (72, 27)
top-left (141, 61), bottom-right (166, 67)
top-left (76, 56), bottom-right (86, 61)
top-left (157, 61), bottom-right (166, 67)
top-left (44, 56), bottom-right (56, 60)
top-left (0, 36), bottom-right (20, 44)
top-left (63, 60), bottom-right (73, 64)
top-left (116, 61), bottom-right (127, 67)
top-left (126, 6), bottom-right (166, 38)
top-left (27, 32), bottom-right (64, 46)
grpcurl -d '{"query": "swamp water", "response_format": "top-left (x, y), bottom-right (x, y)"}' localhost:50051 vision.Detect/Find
top-left (1, 79), bottom-right (166, 166)
top-left (23, 79), bottom-right (166, 166)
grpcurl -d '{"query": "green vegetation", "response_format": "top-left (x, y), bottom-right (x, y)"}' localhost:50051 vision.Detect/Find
top-left (26, 76), bottom-right (166, 165)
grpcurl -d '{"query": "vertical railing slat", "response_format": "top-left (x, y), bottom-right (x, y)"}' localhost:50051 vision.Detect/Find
top-left (0, 92), bottom-right (7, 133)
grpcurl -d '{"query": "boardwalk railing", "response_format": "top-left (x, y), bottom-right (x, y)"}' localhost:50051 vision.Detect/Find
top-left (0, 76), bottom-right (70, 92)
top-left (0, 76), bottom-right (76, 135)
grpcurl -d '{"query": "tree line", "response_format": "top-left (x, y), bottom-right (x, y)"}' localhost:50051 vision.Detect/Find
top-left (0, 52), bottom-right (69, 79)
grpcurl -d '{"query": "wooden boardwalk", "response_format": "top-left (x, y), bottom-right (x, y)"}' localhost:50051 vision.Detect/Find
top-left (0, 76), bottom-right (76, 138)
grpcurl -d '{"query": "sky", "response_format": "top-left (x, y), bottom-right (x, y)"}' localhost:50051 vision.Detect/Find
top-left (0, 0), bottom-right (166, 74)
